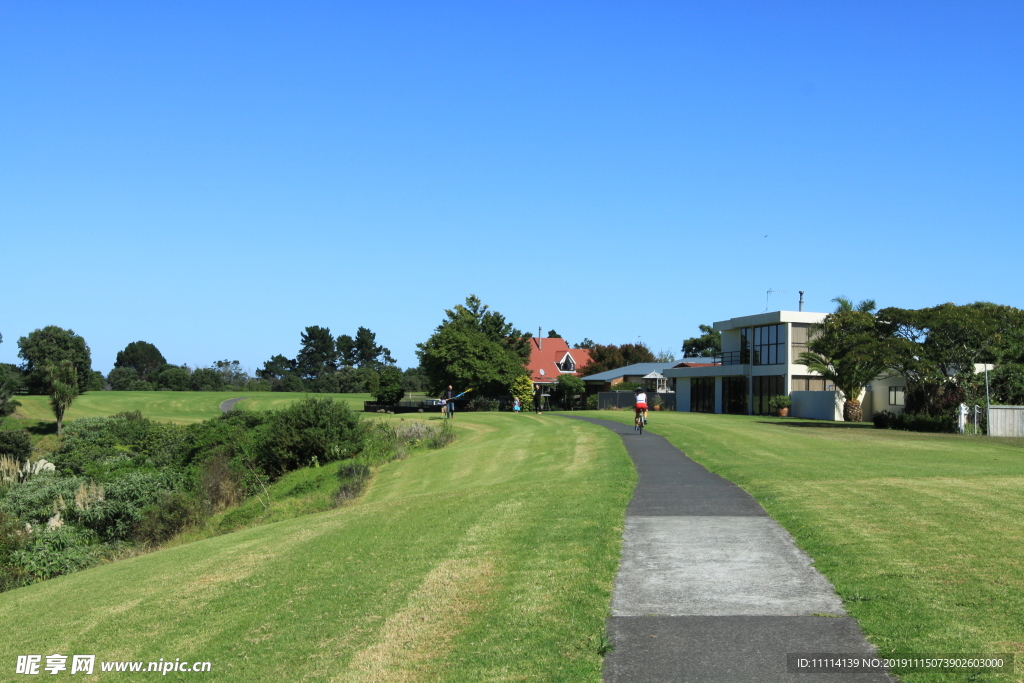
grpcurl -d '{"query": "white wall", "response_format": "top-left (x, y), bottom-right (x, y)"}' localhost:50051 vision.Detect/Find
top-left (791, 390), bottom-right (843, 421)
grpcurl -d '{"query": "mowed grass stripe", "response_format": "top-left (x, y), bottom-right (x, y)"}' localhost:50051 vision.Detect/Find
top-left (585, 410), bottom-right (1024, 683)
top-left (0, 413), bottom-right (634, 682)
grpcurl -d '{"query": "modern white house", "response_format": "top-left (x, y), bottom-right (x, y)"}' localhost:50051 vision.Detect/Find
top-left (663, 309), bottom-right (911, 421)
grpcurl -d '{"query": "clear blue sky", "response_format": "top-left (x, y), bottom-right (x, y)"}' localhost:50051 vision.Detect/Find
top-left (2, 1), bottom-right (1022, 374)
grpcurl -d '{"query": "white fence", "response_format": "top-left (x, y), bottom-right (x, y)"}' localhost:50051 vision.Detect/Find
top-left (989, 406), bottom-right (1024, 437)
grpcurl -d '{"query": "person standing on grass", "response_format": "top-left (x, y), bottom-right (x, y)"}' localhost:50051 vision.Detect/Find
top-left (444, 384), bottom-right (456, 419)
top-left (513, 397), bottom-right (521, 413)
top-left (534, 385), bottom-right (543, 414)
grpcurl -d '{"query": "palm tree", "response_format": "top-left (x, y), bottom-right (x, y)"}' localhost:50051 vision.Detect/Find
top-left (46, 360), bottom-right (79, 436)
top-left (797, 297), bottom-right (887, 423)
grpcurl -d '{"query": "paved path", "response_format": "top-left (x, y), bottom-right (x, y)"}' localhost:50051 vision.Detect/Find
top-left (566, 417), bottom-right (894, 683)
top-left (218, 397), bottom-right (249, 413)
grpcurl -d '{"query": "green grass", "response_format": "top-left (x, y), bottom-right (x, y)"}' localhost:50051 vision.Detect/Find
top-left (6, 391), bottom-right (373, 426)
top-left (0, 413), bottom-right (635, 681)
top-left (584, 409), bottom-right (1024, 683)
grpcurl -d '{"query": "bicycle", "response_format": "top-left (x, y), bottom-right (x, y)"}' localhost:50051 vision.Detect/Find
top-left (635, 408), bottom-right (647, 434)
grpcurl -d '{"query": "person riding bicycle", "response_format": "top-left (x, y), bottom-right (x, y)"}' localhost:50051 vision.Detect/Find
top-left (634, 387), bottom-right (648, 427)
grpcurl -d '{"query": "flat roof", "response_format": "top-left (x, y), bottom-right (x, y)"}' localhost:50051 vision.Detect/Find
top-left (713, 310), bottom-right (826, 332)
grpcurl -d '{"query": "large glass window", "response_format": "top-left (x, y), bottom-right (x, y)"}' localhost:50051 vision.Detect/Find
top-left (690, 378), bottom-right (715, 413)
top-left (752, 375), bottom-right (785, 415)
top-left (722, 377), bottom-right (748, 414)
top-left (750, 324), bottom-right (785, 365)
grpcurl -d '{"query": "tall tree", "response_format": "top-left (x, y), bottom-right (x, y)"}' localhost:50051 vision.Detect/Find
top-left (573, 338), bottom-right (596, 350)
top-left (547, 330), bottom-right (562, 338)
top-left (798, 297), bottom-right (887, 422)
top-left (336, 334), bottom-right (357, 367)
top-left (296, 326), bottom-right (338, 380)
top-left (353, 327), bottom-right (395, 368)
top-left (46, 360), bottom-right (79, 435)
top-left (17, 326), bottom-right (93, 394)
top-left (682, 324), bottom-right (722, 358)
top-left (875, 302), bottom-right (1024, 415)
top-left (579, 342), bottom-right (655, 376)
top-left (416, 295), bottom-right (532, 397)
top-left (113, 341), bottom-right (167, 383)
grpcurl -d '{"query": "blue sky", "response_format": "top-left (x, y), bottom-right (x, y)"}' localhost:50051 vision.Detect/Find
top-left (2, 1), bottom-right (1022, 374)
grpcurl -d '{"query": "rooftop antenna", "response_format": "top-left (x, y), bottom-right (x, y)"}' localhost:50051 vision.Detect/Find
top-left (799, 291), bottom-right (805, 312)
top-left (764, 289), bottom-right (787, 312)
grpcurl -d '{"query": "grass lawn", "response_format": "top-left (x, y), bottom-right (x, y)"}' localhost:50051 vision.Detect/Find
top-left (6, 391), bottom-right (373, 427)
top-left (0, 413), bottom-right (635, 682)
top-left (584, 409), bottom-right (1024, 683)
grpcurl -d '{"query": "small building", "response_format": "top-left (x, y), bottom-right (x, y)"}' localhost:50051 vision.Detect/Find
top-left (581, 362), bottom-right (681, 394)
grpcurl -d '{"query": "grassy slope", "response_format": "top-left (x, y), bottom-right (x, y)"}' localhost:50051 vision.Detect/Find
top-left (589, 410), bottom-right (1024, 683)
top-left (8, 392), bottom-right (372, 426)
top-left (0, 413), bottom-right (634, 682)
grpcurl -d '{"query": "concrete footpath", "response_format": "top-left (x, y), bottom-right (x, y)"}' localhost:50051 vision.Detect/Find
top-left (566, 417), bottom-right (894, 683)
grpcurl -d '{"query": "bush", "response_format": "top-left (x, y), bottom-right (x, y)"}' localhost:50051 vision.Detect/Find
top-left (0, 511), bottom-right (30, 591)
top-left (134, 491), bottom-right (201, 544)
top-left (334, 462), bottom-right (372, 505)
top-left (257, 397), bottom-right (364, 476)
top-left (467, 396), bottom-right (499, 412)
top-left (198, 455), bottom-right (243, 514)
top-left (11, 525), bottom-right (97, 580)
top-left (426, 420), bottom-right (456, 449)
top-left (872, 410), bottom-right (955, 433)
top-left (768, 395), bottom-right (792, 410)
top-left (585, 394), bottom-right (599, 410)
top-left (0, 431), bottom-right (32, 460)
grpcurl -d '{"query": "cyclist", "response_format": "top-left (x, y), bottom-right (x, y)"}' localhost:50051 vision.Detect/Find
top-left (634, 387), bottom-right (648, 430)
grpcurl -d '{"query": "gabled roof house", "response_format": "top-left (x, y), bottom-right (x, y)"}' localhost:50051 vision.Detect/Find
top-left (527, 337), bottom-right (592, 386)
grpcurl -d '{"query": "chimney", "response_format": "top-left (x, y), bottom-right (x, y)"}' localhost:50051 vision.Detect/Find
top-left (538, 327), bottom-right (542, 350)
top-left (798, 291), bottom-right (804, 312)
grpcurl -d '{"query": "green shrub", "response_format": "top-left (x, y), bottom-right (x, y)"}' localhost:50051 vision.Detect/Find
top-left (134, 491), bottom-right (201, 544)
top-left (11, 525), bottom-right (97, 581)
top-left (872, 410), bottom-right (955, 433)
top-left (768, 395), bottom-right (792, 410)
top-left (467, 396), bottom-right (499, 412)
top-left (426, 420), bottom-right (456, 449)
top-left (0, 431), bottom-right (32, 460)
top-left (585, 394), bottom-right (599, 410)
top-left (612, 382), bottom-right (642, 393)
top-left (0, 511), bottom-right (30, 591)
top-left (257, 398), bottom-right (364, 476)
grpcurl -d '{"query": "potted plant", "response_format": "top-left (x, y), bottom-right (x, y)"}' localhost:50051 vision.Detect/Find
top-left (652, 394), bottom-right (663, 411)
top-left (768, 394), bottom-right (792, 417)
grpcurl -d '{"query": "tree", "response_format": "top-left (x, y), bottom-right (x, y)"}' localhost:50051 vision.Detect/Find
top-left (354, 327), bottom-right (395, 368)
top-left (108, 366), bottom-right (151, 391)
top-left (17, 326), bottom-right (93, 394)
top-left (0, 334), bottom-right (22, 418)
top-left (579, 342), bottom-right (655, 376)
top-left (296, 326), bottom-right (337, 380)
top-left (190, 368), bottom-right (225, 392)
top-left (156, 366), bottom-right (192, 391)
top-left (682, 324), bottom-right (721, 358)
top-left (547, 330), bottom-right (562, 338)
top-left (798, 297), bottom-right (888, 422)
top-left (655, 349), bottom-right (676, 362)
top-left (875, 302), bottom-right (1024, 415)
top-left (416, 295), bottom-right (532, 397)
top-left (553, 374), bottom-right (585, 409)
top-left (573, 338), bottom-right (596, 350)
top-left (212, 360), bottom-right (250, 389)
top-left (402, 366), bottom-right (429, 393)
top-left (113, 341), bottom-right (166, 383)
top-left (46, 360), bottom-right (79, 435)
top-left (369, 366), bottom-right (405, 405)
top-left (336, 334), bottom-right (357, 367)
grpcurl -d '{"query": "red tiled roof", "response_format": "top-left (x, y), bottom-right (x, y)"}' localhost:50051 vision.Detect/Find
top-left (526, 338), bottom-right (592, 383)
